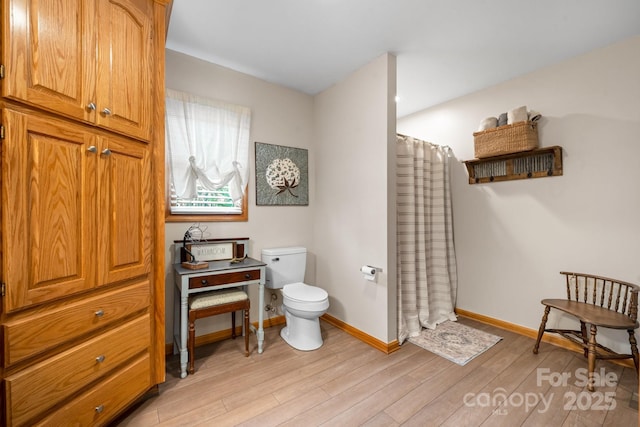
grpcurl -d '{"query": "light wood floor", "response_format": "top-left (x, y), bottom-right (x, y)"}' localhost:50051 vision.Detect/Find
top-left (117, 317), bottom-right (638, 426)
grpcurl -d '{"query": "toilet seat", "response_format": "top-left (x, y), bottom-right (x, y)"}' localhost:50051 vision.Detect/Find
top-left (283, 283), bottom-right (329, 312)
top-left (283, 283), bottom-right (328, 302)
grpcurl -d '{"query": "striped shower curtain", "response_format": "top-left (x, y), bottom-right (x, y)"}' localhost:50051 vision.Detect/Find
top-left (396, 134), bottom-right (458, 344)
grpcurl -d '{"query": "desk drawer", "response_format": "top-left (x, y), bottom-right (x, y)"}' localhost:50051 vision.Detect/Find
top-left (3, 281), bottom-right (150, 366)
top-left (5, 315), bottom-right (150, 427)
top-left (189, 269), bottom-right (261, 289)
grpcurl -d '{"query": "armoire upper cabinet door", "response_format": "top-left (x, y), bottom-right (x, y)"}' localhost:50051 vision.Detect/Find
top-left (1, 109), bottom-right (97, 312)
top-left (95, 0), bottom-right (153, 142)
top-left (97, 135), bottom-right (151, 286)
top-left (2, 0), bottom-right (96, 122)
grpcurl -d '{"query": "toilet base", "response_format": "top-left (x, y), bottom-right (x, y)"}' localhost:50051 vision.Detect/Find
top-left (280, 309), bottom-right (324, 351)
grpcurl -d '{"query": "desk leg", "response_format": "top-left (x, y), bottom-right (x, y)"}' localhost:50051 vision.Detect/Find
top-left (258, 283), bottom-right (265, 353)
top-left (180, 294), bottom-right (189, 378)
top-left (173, 286), bottom-right (180, 355)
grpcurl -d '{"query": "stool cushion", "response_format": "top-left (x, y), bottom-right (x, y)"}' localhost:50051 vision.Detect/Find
top-left (189, 288), bottom-right (248, 310)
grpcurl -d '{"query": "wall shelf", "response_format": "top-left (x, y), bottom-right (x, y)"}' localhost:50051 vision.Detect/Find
top-left (463, 146), bottom-right (563, 184)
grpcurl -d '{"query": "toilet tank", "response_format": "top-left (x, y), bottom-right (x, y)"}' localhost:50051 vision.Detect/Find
top-left (261, 247), bottom-right (307, 289)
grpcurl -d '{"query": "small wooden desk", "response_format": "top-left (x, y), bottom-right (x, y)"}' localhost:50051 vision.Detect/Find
top-left (173, 257), bottom-right (266, 378)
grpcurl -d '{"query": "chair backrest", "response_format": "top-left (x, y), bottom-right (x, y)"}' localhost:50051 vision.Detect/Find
top-left (561, 271), bottom-right (640, 321)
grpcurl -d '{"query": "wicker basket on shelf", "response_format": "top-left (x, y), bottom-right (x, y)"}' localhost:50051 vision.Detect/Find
top-left (473, 121), bottom-right (538, 158)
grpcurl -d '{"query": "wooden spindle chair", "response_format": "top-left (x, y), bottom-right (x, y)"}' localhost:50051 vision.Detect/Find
top-left (533, 272), bottom-right (639, 391)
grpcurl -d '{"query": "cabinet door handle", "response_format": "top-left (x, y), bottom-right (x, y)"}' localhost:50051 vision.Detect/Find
top-left (101, 148), bottom-right (111, 156)
top-left (101, 107), bottom-right (112, 116)
top-left (87, 102), bottom-right (96, 111)
top-left (95, 404), bottom-right (104, 414)
top-left (96, 355), bottom-right (106, 363)
top-left (87, 145), bottom-right (97, 153)
top-left (95, 309), bottom-right (104, 317)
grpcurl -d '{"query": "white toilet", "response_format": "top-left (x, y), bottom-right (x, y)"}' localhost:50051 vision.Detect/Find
top-left (261, 247), bottom-right (329, 351)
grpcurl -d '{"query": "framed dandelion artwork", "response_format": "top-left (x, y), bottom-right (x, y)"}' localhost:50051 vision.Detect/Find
top-left (255, 142), bottom-right (309, 206)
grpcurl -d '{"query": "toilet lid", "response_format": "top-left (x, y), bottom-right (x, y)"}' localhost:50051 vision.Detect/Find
top-left (283, 283), bottom-right (328, 302)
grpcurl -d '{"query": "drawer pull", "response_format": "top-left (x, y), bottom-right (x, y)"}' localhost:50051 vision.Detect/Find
top-left (245, 273), bottom-right (252, 279)
top-left (95, 309), bottom-right (105, 318)
top-left (201, 279), bottom-right (209, 286)
top-left (96, 355), bottom-right (106, 363)
top-left (95, 404), bottom-right (104, 414)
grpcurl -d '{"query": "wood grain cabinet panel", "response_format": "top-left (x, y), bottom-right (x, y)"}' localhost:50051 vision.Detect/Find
top-left (1, 110), bottom-right (151, 312)
top-left (1, 109), bottom-right (97, 311)
top-left (2, 0), bottom-right (153, 141)
top-left (0, 0), bottom-right (167, 424)
top-left (4, 315), bottom-right (150, 426)
top-left (2, 0), bottom-right (95, 122)
top-left (95, 0), bottom-right (153, 140)
top-left (3, 281), bottom-right (150, 366)
top-left (33, 354), bottom-right (151, 427)
top-left (98, 134), bottom-right (152, 285)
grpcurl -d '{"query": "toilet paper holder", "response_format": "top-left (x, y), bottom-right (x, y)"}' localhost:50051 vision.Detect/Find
top-left (360, 266), bottom-right (376, 275)
top-left (360, 265), bottom-right (382, 281)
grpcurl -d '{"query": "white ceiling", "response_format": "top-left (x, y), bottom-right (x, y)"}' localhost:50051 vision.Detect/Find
top-left (166, 0), bottom-right (640, 118)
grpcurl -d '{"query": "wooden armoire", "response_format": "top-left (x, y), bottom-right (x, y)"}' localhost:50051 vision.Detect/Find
top-left (0, 0), bottom-right (168, 425)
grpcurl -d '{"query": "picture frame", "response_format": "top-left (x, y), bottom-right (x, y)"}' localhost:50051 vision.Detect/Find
top-left (255, 142), bottom-right (309, 206)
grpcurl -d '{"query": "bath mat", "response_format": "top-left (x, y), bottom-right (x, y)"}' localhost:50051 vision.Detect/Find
top-left (408, 321), bottom-right (502, 366)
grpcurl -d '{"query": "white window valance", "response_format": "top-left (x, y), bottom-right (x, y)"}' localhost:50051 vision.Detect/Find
top-left (165, 88), bottom-right (251, 205)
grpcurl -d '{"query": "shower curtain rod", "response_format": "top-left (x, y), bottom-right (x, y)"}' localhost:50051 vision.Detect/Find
top-left (396, 133), bottom-right (450, 150)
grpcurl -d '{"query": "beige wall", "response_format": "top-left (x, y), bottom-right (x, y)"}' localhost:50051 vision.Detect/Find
top-left (164, 50), bottom-right (315, 339)
top-left (164, 50), bottom-right (397, 345)
top-left (398, 36), bottom-right (640, 353)
top-left (312, 53), bottom-right (397, 343)
top-left (165, 35), bottom-right (639, 352)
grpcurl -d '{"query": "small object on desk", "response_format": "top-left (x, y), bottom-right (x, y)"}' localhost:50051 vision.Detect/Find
top-left (181, 261), bottom-right (208, 270)
top-left (230, 254), bottom-right (248, 264)
top-left (182, 244), bottom-right (208, 269)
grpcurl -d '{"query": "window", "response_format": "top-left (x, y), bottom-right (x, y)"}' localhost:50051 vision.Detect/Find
top-left (169, 183), bottom-right (238, 213)
top-left (165, 89), bottom-right (251, 222)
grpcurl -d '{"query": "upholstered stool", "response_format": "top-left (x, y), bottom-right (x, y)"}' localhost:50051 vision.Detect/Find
top-left (188, 287), bottom-right (250, 375)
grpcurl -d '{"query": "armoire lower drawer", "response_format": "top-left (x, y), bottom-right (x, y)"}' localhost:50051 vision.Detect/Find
top-left (4, 315), bottom-right (150, 427)
top-left (2, 281), bottom-right (150, 366)
top-left (33, 354), bottom-right (151, 427)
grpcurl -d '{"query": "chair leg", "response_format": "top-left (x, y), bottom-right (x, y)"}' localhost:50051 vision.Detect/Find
top-left (231, 311), bottom-right (236, 339)
top-left (533, 306), bottom-right (550, 354)
top-left (244, 308), bottom-right (250, 357)
top-left (587, 324), bottom-right (597, 392)
top-left (628, 329), bottom-right (639, 375)
top-left (188, 315), bottom-right (196, 375)
top-left (579, 321), bottom-right (589, 358)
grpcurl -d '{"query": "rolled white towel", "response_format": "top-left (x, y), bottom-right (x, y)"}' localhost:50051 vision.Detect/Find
top-left (528, 110), bottom-right (542, 122)
top-left (478, 117), bottom-right (498, 131)
top-left (507, 106), bottom-right (528, 124)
